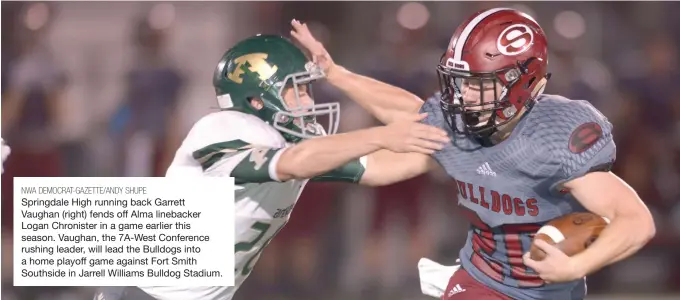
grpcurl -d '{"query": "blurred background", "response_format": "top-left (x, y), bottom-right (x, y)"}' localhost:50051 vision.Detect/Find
top-left (1, 1), bottom-right (679, 300)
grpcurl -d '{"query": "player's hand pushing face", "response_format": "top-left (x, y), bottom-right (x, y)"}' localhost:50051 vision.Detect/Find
top-left (379, 113), bottom-right (450, 154)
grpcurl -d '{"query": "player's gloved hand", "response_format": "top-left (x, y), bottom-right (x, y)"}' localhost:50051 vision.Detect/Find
top-left (522, 239), bottom-right (585, 284)
top-left (290, 19), bottom-right (337, 78)
top-left (378, 113), bottom-right (450, 154)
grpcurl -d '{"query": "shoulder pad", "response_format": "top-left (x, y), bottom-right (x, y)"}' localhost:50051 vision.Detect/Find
top-left (525, 95), bottom-right (613, 153)
top-left (179, 111), bottom-right (287, 174)
top-left (185, 111), bottom-right (286, 151)
top-left (523, 95), bottom-right (616, 184)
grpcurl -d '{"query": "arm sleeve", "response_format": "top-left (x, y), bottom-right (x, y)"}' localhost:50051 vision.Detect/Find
top-left (193, 139), bottom-right (289, 184)
top-left (537, 101), bottom-right (617, 192)
top-left (311, 156), bottom-right (368, 183)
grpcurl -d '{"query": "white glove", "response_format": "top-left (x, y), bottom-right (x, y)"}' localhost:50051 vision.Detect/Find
top-left (418, 257), bottom-right (461, 298)
top-left (1, 138), bottom-right (10, 174)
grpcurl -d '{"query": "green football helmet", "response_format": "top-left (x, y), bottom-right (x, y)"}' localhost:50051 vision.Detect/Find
top-left (213, 34), bottom-right (340, 142)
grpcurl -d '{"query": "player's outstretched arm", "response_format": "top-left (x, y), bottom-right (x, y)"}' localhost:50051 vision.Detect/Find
top-left (193, 114), bottom-right (444, 184)
top-left (290, 19), bottom-right (423, 125)
top-left (276, 113), bottom-right (448, 181)
top-left (326, 66), bottom-right (424, 124)
top-left (565, 171), bottom-right (655, 276)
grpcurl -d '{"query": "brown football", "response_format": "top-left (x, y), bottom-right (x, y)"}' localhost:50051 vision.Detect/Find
top-left (530, 212), bottom-right (609, 261)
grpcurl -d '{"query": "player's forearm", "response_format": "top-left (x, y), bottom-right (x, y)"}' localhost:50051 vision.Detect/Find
top-left (360, 150), bottom-right (431, 186)
top-left (326, 65), bottom-right (424, 124)
top-left (571, 212), bottom-right (655, 276)
top-left (278, 127), bottom-right (385, 180)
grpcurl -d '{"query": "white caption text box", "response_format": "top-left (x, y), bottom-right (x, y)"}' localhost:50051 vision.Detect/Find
top-left (13, 177), bottom-right (235, 287)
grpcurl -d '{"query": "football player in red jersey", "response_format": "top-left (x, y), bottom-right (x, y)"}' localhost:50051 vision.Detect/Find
top-left (290, 7), bottom-right (655, 300)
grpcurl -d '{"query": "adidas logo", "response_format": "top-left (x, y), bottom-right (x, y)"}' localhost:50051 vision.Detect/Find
top-left (448, 283), bottom-right (466, 296)
top-left (476, 162), bottom-right (496, 177)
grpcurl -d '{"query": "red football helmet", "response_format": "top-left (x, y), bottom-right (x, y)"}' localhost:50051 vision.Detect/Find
top-left (437, 7), bottom-right (550, 138)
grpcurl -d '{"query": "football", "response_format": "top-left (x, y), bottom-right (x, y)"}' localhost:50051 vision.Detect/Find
top-left (529, 212), bottom-right (610, 261)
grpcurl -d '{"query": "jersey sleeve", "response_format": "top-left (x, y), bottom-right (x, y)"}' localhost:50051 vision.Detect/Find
top-left (193, 140), bottom-right (288, 184)
top-left (533, 100), bottom-right (617, 191)
top-left (311, 156), bottom-right (367, 183)
top-left (185, 111), bottom-right (290, 184)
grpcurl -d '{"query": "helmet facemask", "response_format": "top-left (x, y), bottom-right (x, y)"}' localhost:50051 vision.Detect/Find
top-left (437, 62), bottom-right (524, 139)
top-left (273, 62), bottom-right (340, 140)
